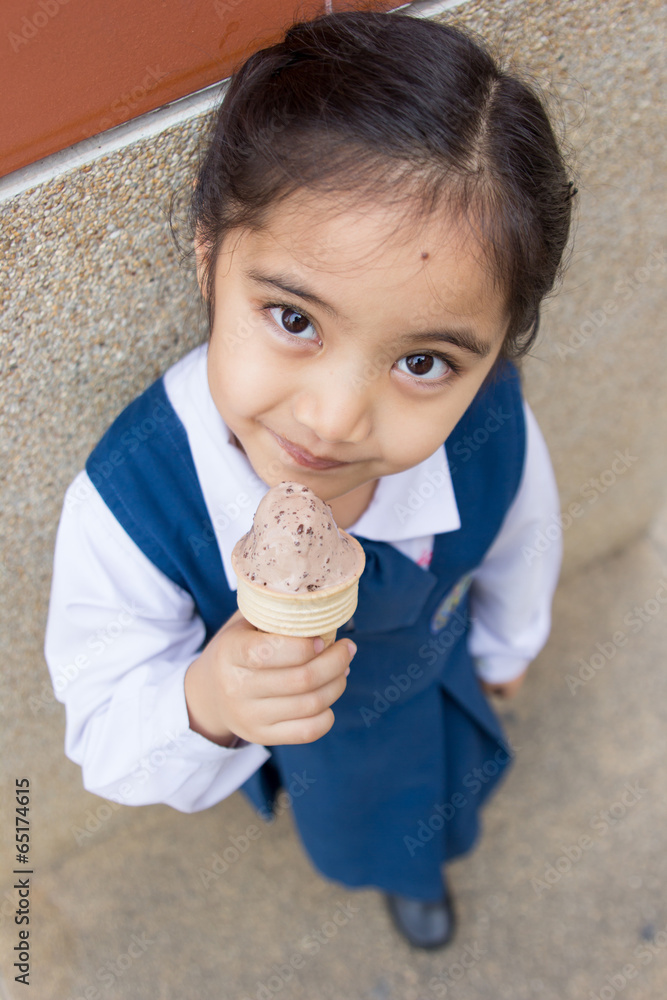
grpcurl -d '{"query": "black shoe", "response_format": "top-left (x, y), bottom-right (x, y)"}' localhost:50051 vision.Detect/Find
top-left (385, 886), bottom-right (455, 949)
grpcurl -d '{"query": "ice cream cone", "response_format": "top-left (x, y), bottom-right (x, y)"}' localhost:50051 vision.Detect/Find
top-left (232, 530), bottom-right (365, 648)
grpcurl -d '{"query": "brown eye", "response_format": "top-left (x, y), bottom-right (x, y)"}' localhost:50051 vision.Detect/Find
top-left (406, 354), bottom-right (434, 375)
top-left (281, 308), bottom-right (310, 334)
top-left (396, 353), bottom-right (449, 381)
top-left (267, 305), bottom-right (318, 340)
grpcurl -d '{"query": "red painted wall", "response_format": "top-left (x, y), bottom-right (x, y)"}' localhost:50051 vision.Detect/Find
top-left (0, 0), bottom-right (399, 179)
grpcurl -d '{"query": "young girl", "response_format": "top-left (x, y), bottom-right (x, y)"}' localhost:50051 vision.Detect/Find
top-left (45, 9), bottom-right (573, 950)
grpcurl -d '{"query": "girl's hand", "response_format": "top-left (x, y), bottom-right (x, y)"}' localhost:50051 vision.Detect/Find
top-left (184, 610), bottom-right (356, 747)
top-left (479, 671), bottom-right (527, 699)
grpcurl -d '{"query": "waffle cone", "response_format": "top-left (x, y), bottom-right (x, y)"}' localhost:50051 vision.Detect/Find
top-left (232, 531), bottom-right (365, 648)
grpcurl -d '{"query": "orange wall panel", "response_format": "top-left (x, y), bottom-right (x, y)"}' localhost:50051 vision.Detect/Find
top-left (1, 0), bottom-right (401, 179)
top-left (0, 0), bottom-right (317, 178)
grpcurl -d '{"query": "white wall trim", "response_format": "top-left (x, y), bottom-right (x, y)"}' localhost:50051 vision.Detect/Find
top-left (0, 80), bottom-right (229, 204)
top-left (0, 0), bottom-right (470, 204)
top-left (393, 0), bottom-right (470, 17)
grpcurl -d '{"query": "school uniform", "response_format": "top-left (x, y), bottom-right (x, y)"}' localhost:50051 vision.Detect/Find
top-left (44, 343), bottom-right (561, 901)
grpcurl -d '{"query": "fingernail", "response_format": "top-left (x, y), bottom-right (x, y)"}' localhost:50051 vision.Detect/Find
top-left (313, 637), bottom-right (325, 653)
top-left (345, 640), bottom-right (357, 658)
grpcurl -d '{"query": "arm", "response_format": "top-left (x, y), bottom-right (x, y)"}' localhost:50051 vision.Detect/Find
top-left (44, 470), bottom-right (271, 812)
top-left (467, 401), bottom-right (562, 694)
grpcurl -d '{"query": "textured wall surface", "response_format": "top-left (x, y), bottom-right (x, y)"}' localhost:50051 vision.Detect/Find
top-left (458, 0), bottom-right (666, 571)
top-left (0, 0), bottom-right (665, 977)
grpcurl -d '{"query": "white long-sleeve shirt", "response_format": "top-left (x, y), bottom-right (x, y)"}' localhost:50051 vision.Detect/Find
top-left (44, 344), bottom-right (561, 813)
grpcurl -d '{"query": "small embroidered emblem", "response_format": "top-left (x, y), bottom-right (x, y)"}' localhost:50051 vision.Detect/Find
top-left (430, 574), bottom-right (473, 634)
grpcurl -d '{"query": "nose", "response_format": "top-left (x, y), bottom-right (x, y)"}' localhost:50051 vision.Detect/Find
top-left (291, 370), bottom-right (372, 445)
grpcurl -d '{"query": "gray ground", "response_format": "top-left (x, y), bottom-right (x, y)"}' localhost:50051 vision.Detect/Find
top-left (2, 507), bottom-right (667, 1000)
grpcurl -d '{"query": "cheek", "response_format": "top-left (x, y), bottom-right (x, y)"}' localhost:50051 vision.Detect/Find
top-left (375, 401), bottom-right (452, 468)
top-left (376, 376), bottom-right (487, 469)
top-left (209, 328), bottom-right (284, 419)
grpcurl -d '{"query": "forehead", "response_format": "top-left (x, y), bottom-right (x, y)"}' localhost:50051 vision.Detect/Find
top-left (227, 192), bottom-right (507, 332)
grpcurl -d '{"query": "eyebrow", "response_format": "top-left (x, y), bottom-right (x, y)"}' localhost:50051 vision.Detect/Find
top-left (244, 267), bottom-right (342, 320)
top-left (396, 327), bottom-right (492, 359)
top-left (243, 267), bottom-right (492, 359)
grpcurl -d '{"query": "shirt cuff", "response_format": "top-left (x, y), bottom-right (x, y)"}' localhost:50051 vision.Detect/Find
top-left (473, 656), bottom-right (530, 685)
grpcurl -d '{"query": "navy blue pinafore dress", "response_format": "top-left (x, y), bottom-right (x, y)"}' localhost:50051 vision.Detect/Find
top-left (86, 361), bottom-right (525, 901)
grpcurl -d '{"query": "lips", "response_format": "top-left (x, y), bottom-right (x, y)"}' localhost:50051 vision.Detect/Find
top-left (268, 429), bottom-right (348, 470)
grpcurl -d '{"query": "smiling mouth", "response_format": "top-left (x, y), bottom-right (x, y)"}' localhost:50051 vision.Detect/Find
top-left (268, 430), bottom-right (349, 470)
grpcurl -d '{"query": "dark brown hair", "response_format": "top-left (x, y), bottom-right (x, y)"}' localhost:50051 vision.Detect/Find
top-left (182, 8), bottom-right (574, 358)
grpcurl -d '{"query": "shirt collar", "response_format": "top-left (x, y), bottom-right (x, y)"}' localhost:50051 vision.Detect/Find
top-left (164, 343), bottom-right (460, 591)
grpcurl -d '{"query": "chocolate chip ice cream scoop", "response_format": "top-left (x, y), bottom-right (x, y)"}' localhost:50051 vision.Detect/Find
top-left (231, 481), bottom-right (366, 646)
top-left (232, 481), bottom-right (362, 594)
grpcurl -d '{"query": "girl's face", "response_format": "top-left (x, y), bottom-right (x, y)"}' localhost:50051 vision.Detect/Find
top-left (200, 193), bottom-right (509, 505)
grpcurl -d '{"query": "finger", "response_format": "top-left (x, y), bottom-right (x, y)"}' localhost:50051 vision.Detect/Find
top-left (245, 638), bottom-right (355, 699)
top-left (258, 668), bottom-right (349, 725)
top-left (260, 707), bottom-right (338, 746)
top-left (227, 616), bottom-right (326, 669)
